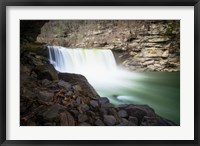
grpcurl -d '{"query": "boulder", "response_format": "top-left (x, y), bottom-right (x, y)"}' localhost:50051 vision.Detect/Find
top-left (58, 80), bottom-right (71, 90)
top-left (58, 73), bottom-right (100, 99)
top-left (37, 90), bottom-right (54, 102)
top-left (59, 111), bottom-right (75, 126)
top-left (98, 97), bottom-right (110, 105)
top-left (90, 100), bottom-right (99, 108)
top-left (95, 119), bottom-right (105, 126)
top-left (78, 114), bottom-right (88, 122)
top-left (30, 64), bottom-right (58, 80)
top-left (104, 115), bottom-right (117, 126)
top-left (118, 110), bottom-right (128, 118)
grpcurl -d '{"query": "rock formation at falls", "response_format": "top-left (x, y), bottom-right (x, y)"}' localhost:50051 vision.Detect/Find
top-left (37, 20), bottom-right (180, 72)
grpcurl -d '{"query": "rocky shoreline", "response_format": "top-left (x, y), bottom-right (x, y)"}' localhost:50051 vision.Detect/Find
top-left (20, 50), bottom-right (177, 126)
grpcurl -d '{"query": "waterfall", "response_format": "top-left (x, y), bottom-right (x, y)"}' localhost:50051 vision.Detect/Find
top-left (48, 46), bottom-right (117, 74)
top-left (48, 46), bottom-right (136, 97)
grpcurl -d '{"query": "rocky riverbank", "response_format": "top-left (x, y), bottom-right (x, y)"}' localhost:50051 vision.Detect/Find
top-left (20, 50), bottom-right (177, 126)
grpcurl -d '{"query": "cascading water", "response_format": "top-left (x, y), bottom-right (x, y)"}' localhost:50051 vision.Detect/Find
top-left (48, 46), bottom-right (135, 90)
top-left (48, 46), bottom-right (180, 124)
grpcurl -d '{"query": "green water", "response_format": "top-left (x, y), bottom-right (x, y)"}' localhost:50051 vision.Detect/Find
top-left (95, 72), bottom-right (180, 125)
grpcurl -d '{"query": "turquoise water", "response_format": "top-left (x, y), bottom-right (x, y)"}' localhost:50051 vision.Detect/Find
top-left (95, 72), bottom-right (180, 125)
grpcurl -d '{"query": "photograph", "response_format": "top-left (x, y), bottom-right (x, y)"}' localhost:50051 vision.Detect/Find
top-left (20, 20), bottom-right (180, 126)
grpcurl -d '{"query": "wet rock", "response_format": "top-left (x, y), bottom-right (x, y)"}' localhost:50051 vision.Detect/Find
top-left (30, 64), bottom-right (58, 80)
top-left (99, 108), bottom-right (108, 116)
top-left (41, 79), bottom-right (52, 86)
top-left (95, 119), bottom-right (105, 126)
top-left (104, 115), bottom-right (117, 126)
top-left (118, 118), bottom-right (129, 126)
top-left (59, 73), bottom-right (100, 99)
top-left (126, 105), bottom-right (156, 124)
top-left (58, 80), bottom-right (71, 90)
top-left (128, 116), bottom-right (138, 125)
top-left (73, 85), bottom-right (82, 92)
top-left (39, 104), bottom-right (66, 120)
top-left (101, 103), bottom-right (113, 109)
top-left (141, 116), bottom-right (177, 126)
top-left (108, 108), bottom-right (121, 123)
top-left (37, 90), bottom-right (54, 102)
top-left (79, 104), bottom-right (90, 112)
top-left (78, 114), bottom-right (88, 122)
top-left (118, 110), bottom-right (128, 118)
top-left (22, 88), bottom-right (37, 99)
top-left (70, 110), bottom-right (79, 117)
top-left (90, 100), bottom-right (99, 108)
top-left (59, 111), bottom-right (75, 126)
top-left (87, 111), bottom-right (96, 117)
top-left (98, 97), bottom-right (109, 105)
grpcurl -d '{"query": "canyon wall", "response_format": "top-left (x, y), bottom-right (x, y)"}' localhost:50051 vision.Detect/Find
top-left (37, 20), bottom-right (180, 72)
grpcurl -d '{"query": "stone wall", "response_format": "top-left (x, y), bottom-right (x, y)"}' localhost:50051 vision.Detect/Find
top-left (37, 20), bottom-right (180, 72)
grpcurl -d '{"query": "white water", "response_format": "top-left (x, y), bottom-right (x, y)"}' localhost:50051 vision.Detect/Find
top-left (48, 46), bottom-right (139, 93)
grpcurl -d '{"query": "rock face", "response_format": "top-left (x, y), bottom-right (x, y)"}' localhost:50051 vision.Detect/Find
top-left (37, 20), bottom-right (180, 72)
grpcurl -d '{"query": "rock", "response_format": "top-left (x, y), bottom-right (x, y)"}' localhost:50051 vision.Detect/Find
top-left (118, 110), bottom-right (128, 118)
top-left (70, 110), bottom-right (79, 117)
top-left (78, 114), bottom-right (88, 122)
top-left (101, 103), bottom-right (113, 109)
top-left (41, 79), bottom-right (52, 86)
top-left (104, 115), bottom-right (117, 126)
top-left (58, 80), bottom-right (71, 90)
top-left (160, 59), bottom-right (168, 65)
top-left (162, 50), bottom-right (169, 58)
top-left (58, 73), bottom-right (100, 99)
top-left (79, 104), bottom-right (90, 112)
top-left (99, 108), bottom-right (108, 116)
top-left (148, 37), bottom-right (170, 43)
top-left (118, 118), bottom-right (129, 126)
top-left (143, 60), bottom-right (154, 66)
top-left (141, 116), bottom-right (177, 126)
top-left (128, 116), bottom-right (138, 125)
top-left (87, 111), bottom-right (96, 117)
top-left (76, 96), bottom-right (82, 105)
top-left (147, 65), bottom-right (155, 71)
top-left (95, 119), bottom-right (105, 126)
top-left (30, 64), bottom-right (58, 81)
top-left (37, 90), bottom-right (54, 102)
top-left (73, 85), bottom-right (82, 92)
top-left (78, 122), bottom-right (91, 126)
top-left (143, 48), bottom-right (163, 58)
top-left (98, 97), bottom-right (110, 105)
top-left (39, 104), bottom-right (66, 120)
top-left (44, 122), bottom-right (56, 126)
top-left (126, 105), bottom-right (155, 124)
top-left (90, 100), bottom-right (99, 108)
top-left (108, 108), bottom-right (121, 123)
top-left (59, 111), bottom-right (75, 126)
top-left (66, 91), bottom-right (73, 96)
top-left (22, 88), bottom-right (37, 99)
